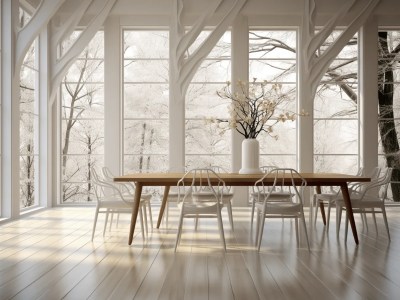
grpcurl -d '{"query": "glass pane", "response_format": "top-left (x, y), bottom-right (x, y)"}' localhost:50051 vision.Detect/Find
top-left (123, 155), bottom-right (168, 173)
top-left (124, 31), bottom-right (169, 58)
top-left (258, 121), bottom-right (296, 155)
top-left (20, 156), bottom-right (36, 207)
top-left (186, 83), bottom-right (231, 118)
top-left (61, 120), bottom-right (104, 155)
top-left (249, 60), bottom-right (296, 83)
top-left (186, 155), bottom-right (231, 170)
top-left (249, 31), bottom-right (297, 59)
top-left (314, 155), bottom-right (358, 173)
top-left (259, 155), bottom-right (297, 169)
top-left (62, 84), bottom-right (104, 119)
top-left (321, 59), bottom-right (358, 84)
top-left (124, 84), bottom-right (169, 118)
top-left (315, 84), bottom-right (357, 118)
top-left (64, 60), bottom-right (104, 82)
top-left (124, 120), bottom-right (169, 154)
top-left (191, 60), bottom-right (231, 82)
top-left (62, 182), bottom-right (96, 203)
top-left (187, 31), bottom-right (231, 59)
top-left (186, 120), bottom-right (231, 155)
top-left (61, 155), bottom-right (103, 183)
top-left (124, 60), bottom-right (169, 82)
top-left (314, 120), bottom-right (358, 154)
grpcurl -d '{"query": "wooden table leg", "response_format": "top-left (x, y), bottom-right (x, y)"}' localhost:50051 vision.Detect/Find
top-left (340, 183), bottom-right (359, 245)
top-left (157, 185), bottom-right (170, 228)
top-left (129, 183), bottom-right (142, 245)
top-left (316, 186), bottom-right (327, 225)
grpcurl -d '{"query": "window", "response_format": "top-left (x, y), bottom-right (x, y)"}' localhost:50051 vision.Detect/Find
top-left (123, 30), bottom-right (169, 174)
top-left (60, 31), bottom-right (104, 203)
top-left (249, 30), bottom-right (298, 168)
top-left (314, 32), bottom-right (359, 174)
top-left (378, 30), bottom-right (400, 202)
top-left (185, 31), bottom-right (232, 170)
top-left (19, 8), bottom-right (39, 208)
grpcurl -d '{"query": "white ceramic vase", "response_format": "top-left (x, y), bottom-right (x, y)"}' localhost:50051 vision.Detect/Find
top-left (239, 138), bottom-right (262, 174)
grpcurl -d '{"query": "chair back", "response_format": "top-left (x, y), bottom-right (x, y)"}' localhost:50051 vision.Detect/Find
top-left (255, 168), bottom-right (307, 205)
top-left (361, 167), bottom-right (393, 201)
top-left (91, 167), bottom-right (129, 204)
top-left (177, 168), bottom-right (226, 207)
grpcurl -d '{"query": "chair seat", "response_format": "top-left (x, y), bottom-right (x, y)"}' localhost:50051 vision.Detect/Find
top-left (336, 198), bottom-right (384, 209)
top-left (178, 201), bottom-right (220, 215)
top-left (252, 191), bottom-right (294, 202)
top-left (255, 202), bottom-right (302, 214)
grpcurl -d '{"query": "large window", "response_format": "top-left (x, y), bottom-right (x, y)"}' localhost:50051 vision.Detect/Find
top-left (19, 8), bottom-right (39, 209)
top-left (378, 30), bottom-right (400, 202)
top-left (61, 31), bottom-right (104, 203)
top-left (185, 31), bottom-right (232, 170)
top-left (249, 30), bottom-right (298, 168)
top-left (314, 32), bottom-right (359, 174)
top-left (123, 30), bottom-right (169, 174)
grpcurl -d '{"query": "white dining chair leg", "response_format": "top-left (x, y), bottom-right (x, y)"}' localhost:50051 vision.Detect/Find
top-left (217, 210), bottom-right (227, 251)
top-left (257, 212), bottom-right (266, 251)
top-left (326, 202), bottom-right (332, 231)
top-left (147, 201), bottom-right (153, 229)
top-left (91, 206), bottom-right (100, 241)
top-left (300, 211), bottom-right (310, 251)
top-left (227, 202), bottom-right (234, 231)
top-left (344, 215), bottom-right (349, 243)
top-left (382, 206), bottom-right (391, 241)
top-left (139, 207), bottom-right (145, 240)
top-left (109, 212), bottom-right (114, 231)
top-left (255, 210), bottom-right (261, 243)
top-left (314, 199), bottom-right (319, 226)
top-left (194, 216), bottom-right (199, 230)
top-left (295, 217), bottom-right (299, 247)
top-left (336, 206), bottom-right (342, 238)
top-left (103, 209), bottom-right (110, 237)
top-left (250, 198), bottom-right (256, 227)
top-left (372, 208), bottom-right (378, 233)
top-left (175, 210), bottom-right (185, 252)
top-left (143, 205), bottom-right (148, 235)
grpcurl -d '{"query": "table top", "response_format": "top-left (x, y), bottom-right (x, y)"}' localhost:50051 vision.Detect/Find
top-left (114, 172), bottom-right (371, 186)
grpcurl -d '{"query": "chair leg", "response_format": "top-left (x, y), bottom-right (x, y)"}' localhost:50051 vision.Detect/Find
top-left (91, 206), bottom-right (100, 241)
top-left (344, 214), bottom-right (349, 243)
top-left (257, 212), bottom-right (266, 252)
top-left (109, 212), bottom-right (114, 231)
top-left (103, 209), bottom-right (110, 237)
top-left (372, 208), bottom-right (378, 233)
top-left (143, 205), bottom-right (148, 235)
top-left (147, 201), bottom-right (153, 230)
top-left (217, 209), bottom-right (227, 251)
top-left (300, 212), bottom-right (310, 251)
top-left (227, 201), bottom-right (234, 231)
top-left (175, 210), bottom-right (185, 252)
top-left (139, 207), bottom-right (145, 239)
top-left (382, 206), bottom-right (391, 241)
top-left (336, 205), bottom-right (342, 239)
top-left (327, 202), bottom-right (331, 231)
top-left (250, 198), bottom-right (256, 227)
top-left (295, 217), bottom-right (299, 247)
top-left (314, 199), bottom-right (319, 226)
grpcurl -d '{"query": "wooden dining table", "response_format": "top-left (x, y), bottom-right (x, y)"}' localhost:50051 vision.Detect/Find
top-left (114, 172), bottom-right (370, 245)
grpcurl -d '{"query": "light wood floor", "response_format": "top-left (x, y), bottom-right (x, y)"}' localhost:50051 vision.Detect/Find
top-left (1, 205), bottom-right (400, 300)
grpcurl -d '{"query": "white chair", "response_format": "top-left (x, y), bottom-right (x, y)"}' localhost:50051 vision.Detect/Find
top-left (254, 168), bottom-right (310, 251)
top-left (313, 167), bottom-right (379, 232)
top-left (336, 167), bottom-right (393, 242)
top-left (175, 168), bottom-right (227, 251)
top-left (205, 166), bottom-right (234, 231)
top-left (91, 168), bottom-right (149, 241)
top-left (102, 167), bottom-right (153, 233)
top-left (250, 165), bottom-right (293, 227)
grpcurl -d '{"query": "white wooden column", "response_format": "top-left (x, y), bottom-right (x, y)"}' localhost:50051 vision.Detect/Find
top-left (231, 15), bottom-right (248, 206)
top-left (104, 17), bottom-right (121, 175)
top-left (359, 17), bottom-right (378, 173)
top-left (1, 0), bottom-right (20, 218)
